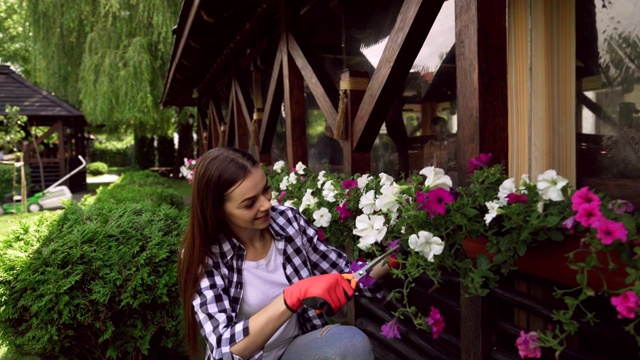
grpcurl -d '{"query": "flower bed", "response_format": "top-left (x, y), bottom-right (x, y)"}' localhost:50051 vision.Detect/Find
top-left (261, 155), bottom-right (639, 358)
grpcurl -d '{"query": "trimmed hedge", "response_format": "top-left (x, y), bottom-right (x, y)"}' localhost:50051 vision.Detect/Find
top-left (0, 171), bottom-right (188, 359)
top-left (91, 138), bottom-right (133, 168)
top-left (86, 161), bottom-right (109, 176)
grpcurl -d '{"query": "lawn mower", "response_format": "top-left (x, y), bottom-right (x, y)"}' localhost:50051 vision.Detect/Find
top-left (0, 155), bottom-right (86, 215)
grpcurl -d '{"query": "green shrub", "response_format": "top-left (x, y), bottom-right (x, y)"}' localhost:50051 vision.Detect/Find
top-left (0, 163), bottom-right (31, 199)
top-left (0, 173), bottom-right (188, 359)
top-left (91, 136), bottom-right (133, 167)
top-left (86, 161), bottom-right (109, 176)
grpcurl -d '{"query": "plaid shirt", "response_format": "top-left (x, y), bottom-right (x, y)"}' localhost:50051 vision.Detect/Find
top-left (193, 205), bottom-right (382, 360)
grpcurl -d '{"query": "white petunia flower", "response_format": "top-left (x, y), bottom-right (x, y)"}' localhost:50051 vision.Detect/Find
top-left (317, 171), bottom-right (327, 188)
top-left (287, 172), bottom-right (298, 185)
top-left (498, 178), bottom-right (517, 200)
top-left (279, 176), bottom-right (290, 191)
top-left (357, 174), bottom-right (372, 189)
top-left (419, 166), bottom-right (452, 190)
top-left (378, 173), bottom-right (394, 187)
top-left (313, 208), bottom-right (332, 228)
top-left (271, 191), bottom-right (279, 206)
top-left (283, 200), bottom-right (295, 207)
top-left (295, 161), bottom-right (306, 175)
top-left (484, 200), bottom-right (504, 226)
top-left (359, 190), bottom-right (377, 214)
top-left (322, 181), bottom-right (337, 203)
top-left (273, 160), bottom-right (286, 173)
top-left (536, 170), bottom-right (568, 201)
top-left (353, 214), bottom-right (388, 250)
top-left (408, 231), bottom-right (444, 262)
top-left (375, 184), bottom-right (401, 213)
top-left (299, 189), bottom-right (317, 212)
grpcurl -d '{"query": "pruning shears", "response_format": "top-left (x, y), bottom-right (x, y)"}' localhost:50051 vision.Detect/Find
top-left (342, 245), bottom-right (400, 289)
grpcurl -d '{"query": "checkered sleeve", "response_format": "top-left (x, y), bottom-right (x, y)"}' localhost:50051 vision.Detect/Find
top-left (193, 261), bottom-right (254, 360)
top-left (294, 210), bottom-right (384, 298)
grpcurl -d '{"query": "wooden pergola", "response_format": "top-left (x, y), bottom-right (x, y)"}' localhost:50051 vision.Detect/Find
top-left (161, 0), bottom-right (637, 359)
top-left (0, 65), bottom-right (87, 193)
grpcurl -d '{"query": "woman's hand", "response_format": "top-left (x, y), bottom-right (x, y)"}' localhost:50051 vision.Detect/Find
top-left (283, 273), bottom-right (354, 316)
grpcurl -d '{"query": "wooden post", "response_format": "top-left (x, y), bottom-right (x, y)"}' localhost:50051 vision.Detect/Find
top-left (455, 0), bottom-right (507, 358)
top-left (455, 0), bottom-right (508, 184)
top-left (339, 70), bottom-right (371, 175)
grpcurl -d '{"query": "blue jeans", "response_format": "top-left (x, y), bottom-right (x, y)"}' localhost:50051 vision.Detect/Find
top-left (280, 325), bottom-right (373, 360)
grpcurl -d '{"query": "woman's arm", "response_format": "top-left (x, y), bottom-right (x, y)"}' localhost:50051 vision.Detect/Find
top-left (230, 294), bottom-right (292, 359)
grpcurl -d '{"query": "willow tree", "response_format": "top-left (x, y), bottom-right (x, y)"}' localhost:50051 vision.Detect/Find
top-left (25, 1), bottom-right (183, 166)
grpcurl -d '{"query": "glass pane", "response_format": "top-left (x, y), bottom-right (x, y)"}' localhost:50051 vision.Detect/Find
top-left (576, 0), bottom-right (640, 208)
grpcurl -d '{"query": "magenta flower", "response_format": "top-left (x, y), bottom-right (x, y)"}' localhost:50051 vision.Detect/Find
top-left (381, 317), bottom-right (402, 339)
top-left (278, 191), bottom-right (286, 204)
top-left (468, 153), bottom-right (492, 174)
top-left (350, 258), bottom-right (377, 287)
top-left (574, 203), bottom-right (603, 228)
top-left (609, 199), bottom-right (634, 214)
top-left (342, 179), bottom-right (357, 189)
top-left (611, 291), bottom-right (640, 319)
top-left (571, 187), bottom-right (601, 212)
top-left (424, 188), bottom-right (455, 218)
top-left (317, 229), bottom-right (325, 241)
top-left (594, 218), bottom-right (628, 245)
top-left (387, 239), bottom-right (401, 250)
top-left (425, 307), bottom-right (445, 339)
top-left (506, 193), bottom-right (529, 204)
top-left (336, 201), bottom-right (353, 221)
top-left (515, 331), bottom-right (541, 359)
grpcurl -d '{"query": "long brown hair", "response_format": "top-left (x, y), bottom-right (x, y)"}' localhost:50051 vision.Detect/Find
top-left (178, 147), bottom-right (260, 358)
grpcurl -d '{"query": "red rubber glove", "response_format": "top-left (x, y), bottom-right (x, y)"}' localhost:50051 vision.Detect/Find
top-left (283, 273), bottom-right (354, 316)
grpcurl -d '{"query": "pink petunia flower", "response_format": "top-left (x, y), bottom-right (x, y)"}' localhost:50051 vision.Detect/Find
top-left (571, 187), bottom-right (601, 212)
top-left (594, 218), bottom-right (628, 245)
top-left (611, 291), bottom-right (640, 319)
top-left (342, 179), bottom-right (357, 189)
top-left (381, 317), bottom-right (402, 339)
top-left (468, 153), bottom-right (492, 174)
top-left (350, 258), bottom-right (377, 287)
top-left (424, 188), bottom-right (455, 218)
top-left (426, 307), bottom-right (445, 339)
top-left (506, 193), bottom-right (529, 204)
top-left (317, 229), bottom-right (325, 241)
top-left (278, 191), bottom-right (286, 205)
top-left (609, 199), bottom-right (634, 215)
top-left (574, 203), bottom-right (603, 228)
top-left (515, 331), bottom-right (541, 359)
top-left (336, 201), bottom-right (353, 221)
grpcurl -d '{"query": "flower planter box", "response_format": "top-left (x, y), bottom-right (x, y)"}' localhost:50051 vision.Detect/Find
top-left (462, 236), bottom-right (628, 291)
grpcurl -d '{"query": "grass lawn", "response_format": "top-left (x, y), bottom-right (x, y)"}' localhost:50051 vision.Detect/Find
top-left (0, 212), bottom-right (43, 238)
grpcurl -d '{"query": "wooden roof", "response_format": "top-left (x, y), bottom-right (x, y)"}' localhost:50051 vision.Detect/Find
top-left (0, 65), bottom-right (85, 122)
top-left (161, 0), bottom-right (402, 108)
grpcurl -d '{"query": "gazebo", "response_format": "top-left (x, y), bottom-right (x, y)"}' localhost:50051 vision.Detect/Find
top-left (0, 65), bottom-right (87, 193)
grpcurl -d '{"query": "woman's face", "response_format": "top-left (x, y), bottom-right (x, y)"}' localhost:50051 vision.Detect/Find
top-left (223, 167), bottom-right (273, 236)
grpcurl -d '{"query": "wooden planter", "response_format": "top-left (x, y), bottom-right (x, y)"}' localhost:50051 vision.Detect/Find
top-left (462, 236), bottom-right (628, 291)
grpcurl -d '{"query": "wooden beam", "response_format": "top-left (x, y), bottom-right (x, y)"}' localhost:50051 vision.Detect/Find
top-left (287, 30), bottom-right (339, 130)
top-left (259, 36), bottom-right (285, 162)
top-left (226, 85), bottom-right (236, 147)
top-left (352, 0), bottom-right (444, 152)
top-left (230, 76), bottom-right (249, 152)
top-left (280, 3), bottom-right (307, 167)
top-left (208, 97), bottom-right (222, 149)
top-left (233, 77), bottom-right (258, 156)
top-left (455, 0), bottom-right (508, 184)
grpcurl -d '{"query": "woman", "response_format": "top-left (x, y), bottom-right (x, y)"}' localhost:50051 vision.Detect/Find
top-left (178, 147), bottom-right (387, 360)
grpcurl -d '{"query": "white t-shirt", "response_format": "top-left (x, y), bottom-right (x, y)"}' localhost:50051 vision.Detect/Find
top-left (237, 241), bottom-right (300, 360)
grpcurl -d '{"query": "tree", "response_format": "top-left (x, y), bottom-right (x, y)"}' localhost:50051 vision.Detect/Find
top-left (25, 1), bottom-right (182, 166)
top-left (0, 105), bottom-right (28, 211)
top-left (0, 0), bottom-right (30, 75)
